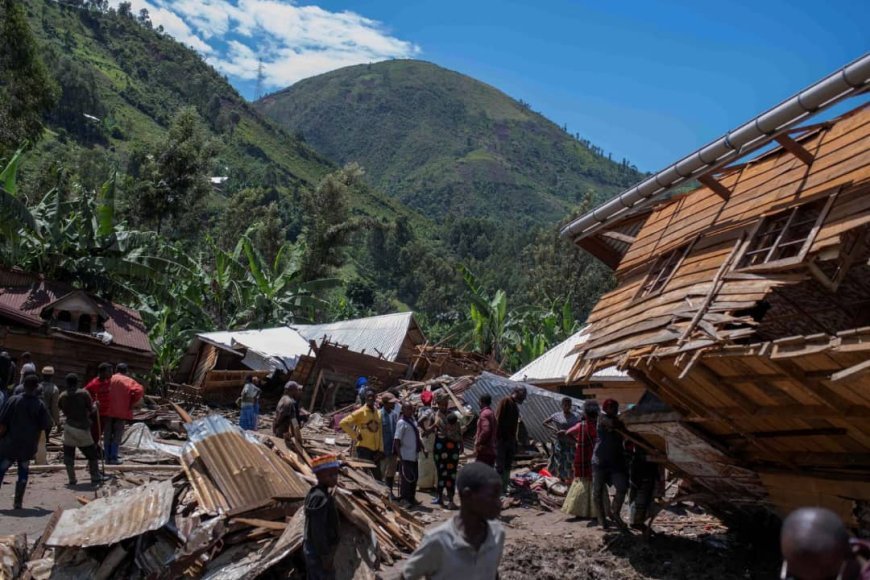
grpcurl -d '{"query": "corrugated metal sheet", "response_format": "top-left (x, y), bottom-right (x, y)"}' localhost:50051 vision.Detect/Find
top-left (181, 416), bottom-right (310, 514)
top-left (47, 480), bottom-right (175, 547)
top-left (293, 312), bottom-right (417, 362)
top-left (0, 272), bottom-right (152, 353)
top-left (197, 327), bottom-right (312, 372)
top-left (465, 372), bottom-right (583, 443)
top-left (509, 327), bottom-right (628, 384)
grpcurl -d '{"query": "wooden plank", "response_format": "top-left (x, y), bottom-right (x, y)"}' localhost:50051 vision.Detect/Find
top-left (770, 359), bottom-right (855, 416)
top-left (698, 174), bottom-right (732, 200)
top-left (720, 427), bottom-right (848, 440)
top-left (600, 230), bottom-right (637, 245)
top-left (830, 359), bottom-right (870, 383)
top-left (775, 134), bottom-right (815, 166)
top-left (231, 517), bottom-right (288, 531)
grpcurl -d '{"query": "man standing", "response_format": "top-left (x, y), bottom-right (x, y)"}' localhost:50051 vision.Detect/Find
top-left (380, 392), bottom-right (400, 498)
top-left (85, 363), bottom-right (114, 454)
top-left (0, 374), bottom-right (51, 509)
top-left (33, 366), bottom-right (60, 465)
top-left (495, 386), bottom-right (526, 493)
top-left (58, 373), bottom-right (104, 486)
top-left (104, 363), bottom-right (144, 464)
top-left (0, 352), bottom-right (14, 399)
top-left (402, 462), bottom-right (505, 580)
top-left (592, 399), bottom-right (628, 529)
top-left (339, 388), bottom-right (383, 479)
top-left (474, 393), bottom-right (498, 467)
top-left (274, 381), bottom-right (304, 449)
top-left (393, 400), bottom-right (422, 507)
top-left (304, 454), bottom-right (342, 580)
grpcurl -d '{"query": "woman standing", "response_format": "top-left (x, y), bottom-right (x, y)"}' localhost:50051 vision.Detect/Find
top-left (561, 399), bottom-right (599, 519)
top-left (429, 391), bottom-right (463, 510)
top-left (238, 376), bottom-right (261, 431)
top-left (543, 397), bottom-right (580, 481)
top-left (416, 390), bottom-right (437, 491)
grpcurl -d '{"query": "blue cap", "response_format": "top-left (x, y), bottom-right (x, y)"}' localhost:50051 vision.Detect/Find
top-left (356, 377), bottom-right (368, 387)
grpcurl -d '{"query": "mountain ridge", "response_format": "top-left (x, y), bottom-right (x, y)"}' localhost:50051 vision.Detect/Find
top-left (256, 59), bottom-right (643, 225)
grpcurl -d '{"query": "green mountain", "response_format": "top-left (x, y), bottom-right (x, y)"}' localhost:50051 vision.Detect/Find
top-left (16, 0), bottom-right (425, 228)
top-left (256, 59), bottom-right (643, 224)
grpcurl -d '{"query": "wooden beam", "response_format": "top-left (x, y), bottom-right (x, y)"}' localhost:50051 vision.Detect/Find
top-left (600, 230), bottom-right (637, 245)
top-left (830, 359), bottom-right (870, 383)
top-left (787, 452), bottom-right (870, 467)
top-left (576, 235), bottom-right (623, 269)
top-left (698, 174), bottom-right (731, 201)
top-left (690, 361), bottom-right (759, 414)
top-left (771, 358), bottom-right (856, 416)
top-left (774, 134), bottom-right (814, 166)
top-left (701, 405), bottom-right (870, 420)
top-left (720, 427), bottom-right (848, 441)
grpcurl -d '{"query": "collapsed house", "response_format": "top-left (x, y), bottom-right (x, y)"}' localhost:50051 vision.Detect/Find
top-left (509, 327), bottom-right (645, 407)
top-left (560, 56), bottom-right (870, 529)
top-left (0, 269), bottom-right (154, 379)
top-left (175, 312), bottom-right (427, 406)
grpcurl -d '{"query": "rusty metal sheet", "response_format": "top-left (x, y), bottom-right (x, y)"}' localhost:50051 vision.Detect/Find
top-left (47, 479), bottom-right (175, 548)
top-left (182, 416), bottom-right (310, 514)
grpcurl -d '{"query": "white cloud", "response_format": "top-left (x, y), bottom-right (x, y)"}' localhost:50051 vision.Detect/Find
top-left (111, 0), bottom-right (420, 90)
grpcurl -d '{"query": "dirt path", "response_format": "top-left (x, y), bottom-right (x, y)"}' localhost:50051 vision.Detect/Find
top-left (381, 499), bottom-right (779, 579)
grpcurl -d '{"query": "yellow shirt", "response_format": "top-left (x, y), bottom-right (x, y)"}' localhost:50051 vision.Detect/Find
top-left (339, 405), bottom-right (383, 452)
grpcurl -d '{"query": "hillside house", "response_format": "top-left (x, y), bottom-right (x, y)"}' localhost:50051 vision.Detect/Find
top-left (560, 56), bottom-right (870, 528)
top-left (0, 269), bottom-right (154, 381)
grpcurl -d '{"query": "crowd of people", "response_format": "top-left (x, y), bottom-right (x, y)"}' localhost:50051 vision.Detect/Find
top-left (0, 353), bottom-right (144, 510)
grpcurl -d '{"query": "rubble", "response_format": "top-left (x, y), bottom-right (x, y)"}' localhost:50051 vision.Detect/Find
top-left (10, 414), bottom-right (425, 579)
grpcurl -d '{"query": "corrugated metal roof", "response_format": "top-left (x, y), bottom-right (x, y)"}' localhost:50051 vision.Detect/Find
top-left (47, 479), bottom-right (175, 547)
top-left (464, 372), bottom-right (583, 443)
top-left (197, 327), bottom-right (312, 371)
top-left (0, 270), bottom-right (152, 353)
top-left (509, 327), bottom-right (628, 384)
top-left (181, 415), bottom-right (310, 514)
top-left (292, 312), bottom-right (421, 362)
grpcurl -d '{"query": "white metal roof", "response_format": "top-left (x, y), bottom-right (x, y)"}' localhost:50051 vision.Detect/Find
top-left (197, 327), bottom-right (312, 371)
top-left (292, 312), bottom-right (420, 362)
top-left (509, 327), bottom-right (628, 384)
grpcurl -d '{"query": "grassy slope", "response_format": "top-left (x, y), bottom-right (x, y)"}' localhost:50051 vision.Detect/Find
top-left (256, 60), bottom-right (644, 225)
top-left (22, 1), bottom-right (428, 227)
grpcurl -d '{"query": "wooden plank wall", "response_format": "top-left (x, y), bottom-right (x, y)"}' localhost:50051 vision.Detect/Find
top-left (0, 327), bottom-right (154, 383)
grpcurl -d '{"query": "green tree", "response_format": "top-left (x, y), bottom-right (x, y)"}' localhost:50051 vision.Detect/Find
top-left (299, 163), bottom-right (376, 281)
top-left (0, 0), bottom-right (60, 153)
top-left (126, 107), bottom-right (217, 235)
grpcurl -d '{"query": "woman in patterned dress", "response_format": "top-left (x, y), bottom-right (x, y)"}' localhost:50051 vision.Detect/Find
top-left (429, 392), bottom-right (463, 510)
top-left (561, 399), bottom-right (600, 518)
top-left (544, 397), bottom-right (580, 481)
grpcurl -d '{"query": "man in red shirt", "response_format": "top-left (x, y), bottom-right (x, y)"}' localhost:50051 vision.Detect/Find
top-left (104, 363), bottom-right (144, 464)
top-left (84, 363), bottom-right (114, 457)
top-left (474, 393), bottom-right (498, 467)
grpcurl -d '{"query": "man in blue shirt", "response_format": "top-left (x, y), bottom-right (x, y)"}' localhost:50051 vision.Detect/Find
top-left (380, 392), bottom-right (400, 499)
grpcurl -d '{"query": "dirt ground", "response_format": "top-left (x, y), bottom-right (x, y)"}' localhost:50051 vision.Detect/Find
top-left (380, 494), bottom-right (780, 580)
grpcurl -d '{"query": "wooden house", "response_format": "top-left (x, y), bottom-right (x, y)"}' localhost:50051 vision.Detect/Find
top-left (509, 327), bottom-right (645, 407)
top-left (0, 269), bottom-right (154, 381)
top-left (560, 57), bottom-right (870, 529)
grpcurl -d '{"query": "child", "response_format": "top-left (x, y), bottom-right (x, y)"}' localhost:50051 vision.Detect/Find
top-left (304, 454), bottom-right (342, 580)
top-left (402, 462), bottom-right (505, 579)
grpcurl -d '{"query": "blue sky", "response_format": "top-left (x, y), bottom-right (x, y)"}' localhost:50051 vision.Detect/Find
top-left (119, 0), bottom-right (867, 171)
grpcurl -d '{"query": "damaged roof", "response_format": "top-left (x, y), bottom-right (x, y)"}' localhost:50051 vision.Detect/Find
top-left (509, 327), bottom-right (629, 384)
top-left (47, 479), bottom-right (175, 548)
top-left (181, 415), bottom-right (310, 514)
top-left (196, 327), bottom-right (312, 371)
top-left (0, 269), bottom-right (152, 353)
top-left (293, 312), bottom-right (425, 362)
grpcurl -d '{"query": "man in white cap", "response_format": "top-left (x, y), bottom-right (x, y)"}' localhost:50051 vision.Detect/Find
top-left (36, 366), bottom-right (60, 465)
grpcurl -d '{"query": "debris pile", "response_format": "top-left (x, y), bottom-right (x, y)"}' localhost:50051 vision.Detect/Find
top-left (12, 415), bottom-right (424, 579)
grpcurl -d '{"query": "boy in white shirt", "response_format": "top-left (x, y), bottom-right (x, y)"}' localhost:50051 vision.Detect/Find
top-left (402, 462), bottom-right (505, 580)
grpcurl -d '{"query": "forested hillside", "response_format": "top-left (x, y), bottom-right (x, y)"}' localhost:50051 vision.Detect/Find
top-left (0, 0), bottom-right (634, 378)
top-left (256, 60), bottom-right (644, 223)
